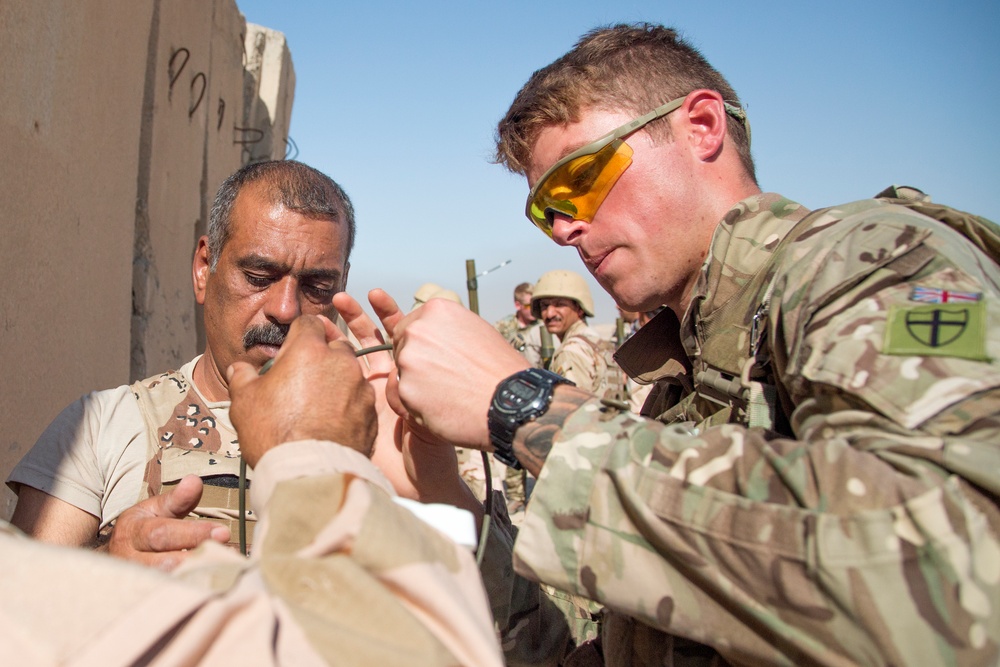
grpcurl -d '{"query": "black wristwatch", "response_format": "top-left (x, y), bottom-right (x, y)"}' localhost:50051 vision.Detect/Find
top-left (488, 368), bottom-right (573, 469)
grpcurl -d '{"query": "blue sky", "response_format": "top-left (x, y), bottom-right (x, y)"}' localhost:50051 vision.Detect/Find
top-left (236, 0), bottom-right (1000, 326)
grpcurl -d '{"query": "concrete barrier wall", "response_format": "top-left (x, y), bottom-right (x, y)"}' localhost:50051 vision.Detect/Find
top-left (0, 0), bottom-right (295, 519)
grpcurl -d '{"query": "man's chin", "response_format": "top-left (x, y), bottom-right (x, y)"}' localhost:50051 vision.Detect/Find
top-left (604, 278), bottom-right (650, 313)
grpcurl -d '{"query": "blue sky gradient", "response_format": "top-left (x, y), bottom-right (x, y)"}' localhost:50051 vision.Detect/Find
top-left (236, 1), bottom-right (1000, 325)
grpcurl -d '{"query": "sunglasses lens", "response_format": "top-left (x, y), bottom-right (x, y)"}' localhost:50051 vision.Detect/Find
top-left (527, 141), bottom-right (634, 236)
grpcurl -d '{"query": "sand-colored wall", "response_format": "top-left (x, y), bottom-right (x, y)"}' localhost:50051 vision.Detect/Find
top-left (0, 0), bottom-right (295, 519)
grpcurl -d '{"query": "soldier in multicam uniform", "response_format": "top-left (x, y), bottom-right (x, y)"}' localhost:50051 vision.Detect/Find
top-left (496, 281), bottom-right (543, 368)
top-left (375, 22), bottom-right (1000, 667)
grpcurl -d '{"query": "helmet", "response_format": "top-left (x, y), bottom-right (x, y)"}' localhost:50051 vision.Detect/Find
top-left (412, 282), bottom-right (463, 310)
top-left (426, 287), bottom-right (463, 306)
top-left (531, 270), bottom-right (594, 318)
top-left (413, 282), bottom-right (444, 307)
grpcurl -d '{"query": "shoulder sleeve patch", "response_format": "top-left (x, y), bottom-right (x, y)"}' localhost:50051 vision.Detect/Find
top-left (884, 301), bottom-right (988, 361)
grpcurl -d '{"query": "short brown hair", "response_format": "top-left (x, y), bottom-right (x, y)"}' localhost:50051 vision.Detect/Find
top-left (494, 23), bottom-right (755, 182)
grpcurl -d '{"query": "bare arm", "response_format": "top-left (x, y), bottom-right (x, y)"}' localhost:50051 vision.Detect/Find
top-left (10, 485), bottom-right (100, 547)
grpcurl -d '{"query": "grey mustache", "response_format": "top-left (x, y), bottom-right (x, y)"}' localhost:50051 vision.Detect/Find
top-left (243, 322), bottom-right (289, 349)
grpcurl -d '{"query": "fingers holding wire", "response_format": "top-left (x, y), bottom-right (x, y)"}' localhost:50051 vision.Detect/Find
top-left (367, 288), bottom-right (406, 345)
top-left (332, 292), bottom-right (394, 377)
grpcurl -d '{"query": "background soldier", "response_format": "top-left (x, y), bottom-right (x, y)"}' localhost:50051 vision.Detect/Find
top-left (411, 282), bottom-right (463, 310)
top-left (532, 269), bottom-right (623, 398)
top-left (625, 305), bottom-right (665, 413)
top-left (495, 281), bottom-right (543, 368)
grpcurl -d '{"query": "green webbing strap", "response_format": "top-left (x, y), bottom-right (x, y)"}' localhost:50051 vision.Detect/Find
top-left (239, 458), bottom-right (248, 556)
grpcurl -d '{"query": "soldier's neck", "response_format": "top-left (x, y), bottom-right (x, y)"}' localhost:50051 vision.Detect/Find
top-left (191, 352), bottom-right (231, 403)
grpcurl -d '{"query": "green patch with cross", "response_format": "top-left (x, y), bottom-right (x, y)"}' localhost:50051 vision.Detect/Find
top-left (884, 301), bottom-right (988, 361)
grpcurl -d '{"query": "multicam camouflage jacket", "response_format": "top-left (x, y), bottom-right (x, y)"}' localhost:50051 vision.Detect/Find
top-left (513, 193), bottom-right (1000, 666)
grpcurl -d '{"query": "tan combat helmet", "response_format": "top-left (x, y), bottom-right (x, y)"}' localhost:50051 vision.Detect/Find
top-left (412, 282), bottom-right (445, 310)
top-left (411, 282), bottom-right (463, 310)
top-left (426, 287), bottom-right (463, 306)
top-left (531, 269), bottom-right (595, 318)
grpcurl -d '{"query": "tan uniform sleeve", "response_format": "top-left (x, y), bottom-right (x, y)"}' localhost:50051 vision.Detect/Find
top-left (0, 440), bottom-right (504, 666)
top-left (551, 338), bottom-right (601, 394)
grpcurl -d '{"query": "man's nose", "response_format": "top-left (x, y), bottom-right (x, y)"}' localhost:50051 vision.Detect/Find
top-left (550, 213), bottom-right (588, 246)
top-left (264, 277), bottom-right (301, 323)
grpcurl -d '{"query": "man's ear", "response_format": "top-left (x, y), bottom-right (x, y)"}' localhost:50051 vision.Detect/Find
top-left (193, 236), bottom-right (211, 305)
top-left (681, 89), bottom-right (729, 161)
top-left (341, 261), bottom-right (351, 291)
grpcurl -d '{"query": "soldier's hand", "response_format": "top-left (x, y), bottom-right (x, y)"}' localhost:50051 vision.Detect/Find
top-left (107, 475), bottom-right (229, 571)
top-left (370, 289), bottom-right (529, 450)
top-left (331, 291), bottom-right (469, 505)
top-left (228, 315), bottom-right (378, 467)
top-left (330, 291), bottom-right (411, 493)
top-left (396, 419), bottom-right (481, 507)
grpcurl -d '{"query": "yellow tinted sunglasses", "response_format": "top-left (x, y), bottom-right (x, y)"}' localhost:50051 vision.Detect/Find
top-left (525, 96), bottom-right (750, 237)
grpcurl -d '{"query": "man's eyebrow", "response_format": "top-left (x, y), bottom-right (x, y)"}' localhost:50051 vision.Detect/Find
top-left (529, 139), bottom-right (593, 186)
top-left (237, 254), bottom-right (288, 272)
top-left (298, 267), bottom-right (342, 283)
top-left (236, 254), bottom-right (341, 282)
top-left (555, 140), bottom-right (590, 162)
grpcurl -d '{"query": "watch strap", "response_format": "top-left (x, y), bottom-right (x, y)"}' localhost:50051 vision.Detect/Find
top-left (488, 368), bottom-right (572, 470)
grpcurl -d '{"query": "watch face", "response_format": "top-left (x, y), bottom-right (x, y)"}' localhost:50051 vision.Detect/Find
top-left (496, 377), bottom-right (541, 413)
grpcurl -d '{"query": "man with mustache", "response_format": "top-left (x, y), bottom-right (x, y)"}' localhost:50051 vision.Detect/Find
top-left (2, 315), bottom-right (504, 666)
top-left (6, 159), bottom-right (592, 665)
top-left (7, 159), bottom-right (355, 566)
top-left (531, 269), bottom-right (615, 396)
